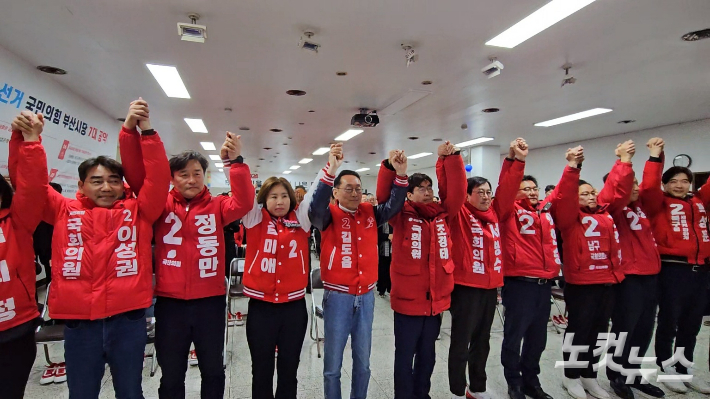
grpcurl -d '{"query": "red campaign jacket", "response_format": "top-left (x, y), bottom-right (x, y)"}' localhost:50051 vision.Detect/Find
top-left (442, 158), bottom-right (525, 289)
top-left (597, 159), bottom-right (661, 276)
top-left (120, 129), bottom-right (255, 299)
top-left (43, 128), bottom-right (170, 320)
top-left (551, 161), bottom-right (632, 285)
top-left (640, 154), bottom-right (710, 265)
top-left (501, 196), bottom-right (561, 280)
top-left (377, 155), bottom-right (466, 316)
top-left (1, 135), bottom-right (48, 331)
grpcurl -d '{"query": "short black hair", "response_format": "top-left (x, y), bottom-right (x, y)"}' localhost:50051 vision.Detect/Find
top-left (544, 185), bottom-right (555, 193)
top-left (408, 173), bottom-right (433, 193)
top-left (662, 166), bottom-right (693, 185)
top-left (295, 185), bottom-right (306, 191)
top-left (78, 156), bottom-right (124, 182)
top-left (169, 151), bottom-right (209, 176)
top-left (0, 174), bottom-right (13, 209)
top-left (467, 176), bottom-right (491, 195)
top-left (49, 182), bottom-right (63, 194)
top-left (579, 179), bottom-right (591, 187)
top-left (522, 175), bottom-right (538, 187)
top-left (334, 170), bottom-right (361, 188)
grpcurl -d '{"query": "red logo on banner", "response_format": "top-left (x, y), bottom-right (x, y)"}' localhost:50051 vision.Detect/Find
top-left (48, 169), bottom-right (58, 182)
top-left (251, 173), bottom-right (259, 179)
top-left (58, 140), bottom-right (70, 160)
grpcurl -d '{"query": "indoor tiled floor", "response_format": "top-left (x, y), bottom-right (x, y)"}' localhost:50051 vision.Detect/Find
top-left (24, 277), bottom-right (710, 399)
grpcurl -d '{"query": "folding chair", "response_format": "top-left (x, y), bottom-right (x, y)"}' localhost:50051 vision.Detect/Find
top-left (34, 283), bottom-right (65, 367)
top-left (145, 317), bottom-right (159, 377)
top-left (223, 276), bottom-right (230, 368)
top-left (227, 256), bottom-right (246, 320)
top-left (309, 267), bottom-right (325, 358)
top-left (550, 281), bottom-right (568, 334)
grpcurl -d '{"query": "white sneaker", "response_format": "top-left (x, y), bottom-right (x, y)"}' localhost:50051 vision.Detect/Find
top-left (563, 377), bottom-right (587, 399)
top-left (660, 367), bottom-right (688, 393)
top-left (685, 369), bottom-right (710, 394)
top-left (580, 378), bottom-right (610, 399)
top-left (452, 396), bottom-right (465, 399)
top-left (188, 350), bottom-right (198, 366)
top-left (466, 389), bottom-right (492, 399)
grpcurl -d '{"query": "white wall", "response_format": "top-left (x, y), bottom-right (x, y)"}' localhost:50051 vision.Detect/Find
top-left (519, 119), bottom-right (710, 190)
top-left (0, 44), bottom-right (121, 197)
top-left (208, 170), bottom-right (377, 194)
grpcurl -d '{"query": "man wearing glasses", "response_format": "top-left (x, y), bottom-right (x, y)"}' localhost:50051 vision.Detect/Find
top-left (309, 144), bottom-right (408, 399)
top-left (446, 138), bottom-right (527, 399)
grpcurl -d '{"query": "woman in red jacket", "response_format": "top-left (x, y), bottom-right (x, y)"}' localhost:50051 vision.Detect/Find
top-left (2, 112), bottom-right (48, 399)
top-left (239, 167), bottom-right (318, 399)
top-left (378, 142), bottom-right (465, 399)
top-left (553, 143), bottom-right (634, 399)
top-left (444, 139), bottom-right (527, 399)
top-left (640, 139), bottom-right (710, 394)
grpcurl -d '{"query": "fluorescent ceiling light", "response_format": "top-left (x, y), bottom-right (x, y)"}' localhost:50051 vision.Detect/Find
top-left (455, 137), bottom-right (495, 148)
top-left (334, 129), bottom-right (364, 141)
top-left (380, 90), bottom-right (432, 116)
top-left (374, 163), bottom-right (382, 167)
top-left (534, 108), bottom-right (613, 127)
top-left (408, 152), bottom-right (433, 159)
top-left (200, 142), bottom-right (216, 151)
top-left (184, 118), bottom-right (208, 133)
top-left (283, 171), bottom-right (292, 175)
top-left (355, 168), bottom-right (370, 172)
top-left (215, 163), bottom-right (224, 168)
top-left (289, 165), bottom-right (301, 170)
top-left (218, 168), bottom-right (224, 173)
top-left (486, 0), bottom-right (597, 48)
top-left (312, 147), bottom-right (330, 155)
top-left (298, 158), bottom-right (313, 164)
top-left (209, 155), bottom-right (221, 161)
top-left (145, 64), bottom-right (191, 98)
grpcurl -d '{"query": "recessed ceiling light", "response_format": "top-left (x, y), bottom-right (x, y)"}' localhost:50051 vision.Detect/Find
top-left (286, 90), bottom-right (307, 96)
top-left (239, 127), bottom-right (250, 131)
top-left (308, 110), bottom-right (315, 113)
top-left (409, 152), bottom-right (433, 159)
top-left (299, 122), bottom-right (305, 125)
top-left (36, 65), bottom-right (67, 75)
top-left (355, 168), bottom-right (370, 172)
top-left (282, 143), bottom-right (288, 146)
top-left (482, 108), bottom-right (500, 113)
top-left (215, 163), bottom-right (224, 168)
top-left (408, 136), bottom-right (419, 140)
top-left (218, 168), bottom-right (224, 172)
top-left (368, 152), bottom-right (376, 155)
top-left (455, 137), bottom-right (495, 147)
top-left (117, 117), bottom-right (126, 122)
top-left (336, 71), bottom-right (348, 76)
top-left (146, 64), bottom-right (190, 98)
top-left (263, 147), bottom-right (272, 150)
top-left (486, 0), bottom-right (597, 48)
top-left (299, 158), bottom-right (313, 164)
top-left (682, 28), bottom-right (710, 42)
top-left (258, 158), bottom-right (265, 161)
top-left (283, 170), bottom-right (292, 174)
top-left (334, 129), bottom-right (364, 141)
top-left (618, 120), bottom-right (636, 124)
top-left (209, 155), bottom-right (221, 161)
top-left (184, 118), bottom-right (208, 133)
top-left (432, 138), bottom-right (443, 142)
top-left (200, 142), bottom-right (216, 151)
top-left (421, 80), bottom-right (433, 85)
top-left (270, 128), bottom-right (282, 132)
top-left (534, 108), bottom-right (613, 127)
top-left (290, 165), bottom-right (301, 170)
top-left (313, 147), bottom-right (330, 155)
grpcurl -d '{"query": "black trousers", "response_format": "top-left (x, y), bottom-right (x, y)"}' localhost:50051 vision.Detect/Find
top-left (606, 274), bottom-right (658, 382)
top-left (377, 255), bottom-right (391, 295)
top-left (394, 312), bottom-right (442, 399)
top-left (655, 263), bottom-right (709, 374)
top-left (501, 278), bottom-right (551, 388)
top-left (562, 283), bottom-right (615, 379)
top-left (448, 285), bottom-right (497, 395)
top-left (246, 298), bottom-right (308, 399)
top-left (0, 327), bottom-right (36, 399)
top-left (155, 295), bottom-right (226, 399)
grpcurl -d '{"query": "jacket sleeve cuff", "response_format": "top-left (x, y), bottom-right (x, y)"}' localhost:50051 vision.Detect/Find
top-left (394, 175), bottom-right (408, 187)
top-left (649, 156), bottom-right (662, 163)
top-left (383, 159), bottom-right (395, 171)
top-left (222, 155), bottom-right (244, 166)
top-left (121, 125), bottom-right (140, 135)
top-left (321, 163), bottom-right (335, 186)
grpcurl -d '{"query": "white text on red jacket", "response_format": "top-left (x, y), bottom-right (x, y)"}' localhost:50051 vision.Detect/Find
top-left (698, 204), bottom-right (709, 242)
top-left (115, 225), bottom-right (138, 277)
top-left (196, 214), bottom-right (219, 278)
top-left (0, 231), bottom-right (16, 322)
top-left (63, 211), bottom-right (85, 279)
top-left (410, 220), bottom-right (422, 259)
top-left (341, 218), bottom-right (353, 268)
top-left (470, 215), bottom-right (485, 274)
top-left (491, 223), bottom-right (502, 273)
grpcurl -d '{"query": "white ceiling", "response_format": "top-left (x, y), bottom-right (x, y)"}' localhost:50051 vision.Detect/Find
top-left (1, 0), bottom-right (709, 176)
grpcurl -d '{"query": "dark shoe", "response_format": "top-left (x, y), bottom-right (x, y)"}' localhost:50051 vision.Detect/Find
top-left (630, 382), bottom-right (665, 398)
top-left (611, 378), bottom-right (635, 399)
top-left (523, 385), bottom-right (553, 399)
top-left (508, 385), bottom-right (525, 399)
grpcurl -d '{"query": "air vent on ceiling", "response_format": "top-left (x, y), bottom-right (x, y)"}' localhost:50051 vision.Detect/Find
top-left (682, 29), bottom-right (710, 42)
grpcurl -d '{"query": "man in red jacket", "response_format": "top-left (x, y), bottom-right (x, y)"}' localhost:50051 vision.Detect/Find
top-left (641, 139), bottom-right (710, 394)
top-left (500, 151), bottom-right (560, 399)
top-left (444, 139), bottom-right (526, 399)
top-left (30, 99), bottom-right (170, 398)
top-left (599, 139), bottom-right (665, 399)
top-left (309, 143), bottom-right (408, 399)
top-left (553, 143), bottom-right (634, 399)
top-left (3, 111), bottom-right (48, 399)
top-left (378, 141), bottom-right (466, 399)
top-left (120, 127), bottom-right (253, 399)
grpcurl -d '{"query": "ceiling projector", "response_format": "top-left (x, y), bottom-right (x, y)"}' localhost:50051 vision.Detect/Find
top-left (351, 110), bottom-right (379, 128)
top-left (177, 14), bottom-right (207, 43)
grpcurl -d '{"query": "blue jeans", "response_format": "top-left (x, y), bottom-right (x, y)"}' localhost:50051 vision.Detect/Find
top-left (323, 289), bottom-right (375, 399)
top-left (64, 308), bottom-right (147, 399)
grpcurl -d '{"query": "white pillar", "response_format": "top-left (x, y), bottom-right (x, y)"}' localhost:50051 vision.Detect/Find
top-left (466, 145), bottom-right (502, 190)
